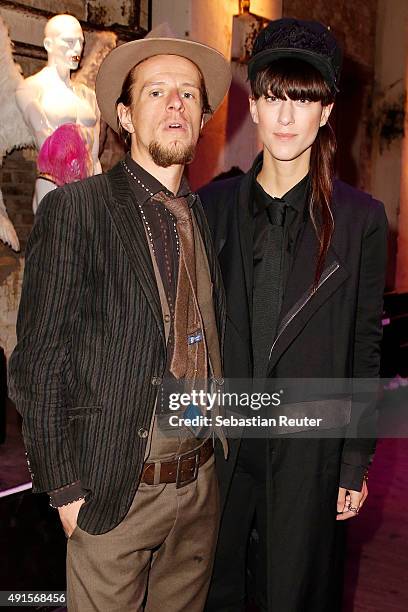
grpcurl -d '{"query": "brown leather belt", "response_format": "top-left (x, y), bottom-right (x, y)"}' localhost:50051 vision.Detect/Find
top-left (141, 438), bottom-right (213, 489)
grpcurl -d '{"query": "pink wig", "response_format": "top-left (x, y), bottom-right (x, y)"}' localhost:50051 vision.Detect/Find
top-left (37, 123), bottom-right (92, 186)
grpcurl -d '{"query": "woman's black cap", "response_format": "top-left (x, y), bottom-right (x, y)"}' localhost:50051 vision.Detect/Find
top-left (248, 18), bottom-right (343, 94)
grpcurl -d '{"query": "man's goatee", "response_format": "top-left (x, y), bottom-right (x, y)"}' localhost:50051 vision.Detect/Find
top-left (149, 141), bottom-right (196, 168)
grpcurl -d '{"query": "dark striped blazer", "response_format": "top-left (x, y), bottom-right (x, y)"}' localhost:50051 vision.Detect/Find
top-left (8, 161), bottom-right (226, 535)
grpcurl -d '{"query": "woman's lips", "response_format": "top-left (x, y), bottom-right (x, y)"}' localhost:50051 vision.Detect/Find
top-left (273, 133), bottom-right (297, 141)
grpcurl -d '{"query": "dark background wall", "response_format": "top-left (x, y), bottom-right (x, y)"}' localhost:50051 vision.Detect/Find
top-left (283, 0), bottom-right (378, 191)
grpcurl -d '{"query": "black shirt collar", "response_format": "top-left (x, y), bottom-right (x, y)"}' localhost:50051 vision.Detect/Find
top-left (123, 153), bottom-right (192, 206)
top-left (251, 153), bottom-right (310, 217)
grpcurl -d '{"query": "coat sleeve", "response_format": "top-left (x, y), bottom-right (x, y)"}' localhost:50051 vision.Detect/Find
top-left (8, 187), bottom-right (86, 493)
top-left (340, 198), bottom-right (388, 491)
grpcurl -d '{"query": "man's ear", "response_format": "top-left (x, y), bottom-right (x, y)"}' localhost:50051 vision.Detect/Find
top-left (117, 103), bottom-right (135, 134)
top-left (320, 102), bottom-right (334, 127)
top-left (249, 96), bottom-right (259, 125)
top-left (43, 37), bottom-right (52, 53)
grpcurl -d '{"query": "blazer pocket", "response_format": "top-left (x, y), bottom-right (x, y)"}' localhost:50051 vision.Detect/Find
top-left (67, 406), bottom-right (103, 419)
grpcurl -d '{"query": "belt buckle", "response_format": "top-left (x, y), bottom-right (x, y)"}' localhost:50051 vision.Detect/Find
top-left (176, 448), bottom-right (200, 489)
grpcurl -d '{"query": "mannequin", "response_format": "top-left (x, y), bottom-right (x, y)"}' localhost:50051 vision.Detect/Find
top-left (16, 14), bottom-right (101, 212)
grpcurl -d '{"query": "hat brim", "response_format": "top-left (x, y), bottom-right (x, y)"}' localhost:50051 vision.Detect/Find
top-left (96, 37), bottom-right (232, 133)
top-left (247, 48), bottom-right (339, 93)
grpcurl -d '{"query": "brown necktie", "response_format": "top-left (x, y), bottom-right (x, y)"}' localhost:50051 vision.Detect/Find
top-left (152, 192), bottom-right (207, 390)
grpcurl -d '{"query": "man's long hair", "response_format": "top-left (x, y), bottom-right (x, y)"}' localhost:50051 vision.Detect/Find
top-left (250, 58), bottom-right (337, 288)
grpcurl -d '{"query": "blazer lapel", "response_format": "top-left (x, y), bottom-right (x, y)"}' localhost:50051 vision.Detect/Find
top-left (267, 214), bottom-right (349, 373)
top-left (104, 163), bottom-right (165, 346)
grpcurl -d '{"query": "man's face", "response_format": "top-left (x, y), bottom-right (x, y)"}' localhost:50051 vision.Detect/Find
top-left (118, 54), bottom-right (204, 168)
top-left (45, 18), bottom-right (84, 71)
top-left (249, 93), bottom-right (333, 165)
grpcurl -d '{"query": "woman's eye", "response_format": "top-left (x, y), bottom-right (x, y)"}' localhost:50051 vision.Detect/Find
top-left (182, 92), bottom-right (194, 99)
top-left (265, 95), bottom-right (278, 102)
top-left (298, 98), bottom-right (310, 104)
top-left (150, 91), bottom-right (161, 97)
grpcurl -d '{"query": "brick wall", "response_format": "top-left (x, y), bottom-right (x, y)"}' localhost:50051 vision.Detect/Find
top-left (1, 150), bottom-right (36, 252)
top-left (0, 142), bottom-right (35, 358)
top-left (4, 0), bottom-right (144, 28)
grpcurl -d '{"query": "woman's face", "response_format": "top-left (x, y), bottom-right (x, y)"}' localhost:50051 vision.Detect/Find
top-left (249, 93), bottom-right (333, 166)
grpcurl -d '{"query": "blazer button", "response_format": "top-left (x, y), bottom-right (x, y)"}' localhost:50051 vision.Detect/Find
top-left (138, 427), bottom-right (148, 439)
top-left (164, 314), bottom-right (170, 322)
top-left (151, 376), bottom-right (162, 386)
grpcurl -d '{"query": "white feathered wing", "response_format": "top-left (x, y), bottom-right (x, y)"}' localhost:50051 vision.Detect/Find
top-left (0, 15), bottom-right (34, 250)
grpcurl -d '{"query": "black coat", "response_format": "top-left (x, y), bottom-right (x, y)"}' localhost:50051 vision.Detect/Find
top-left (198, 166), bottom-right (388, 610)
top-left (8, 161), bottom-right (226, 535)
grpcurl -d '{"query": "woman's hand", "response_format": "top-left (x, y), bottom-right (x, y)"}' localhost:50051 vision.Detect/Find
top-left (336, 480), bottom-right (368, 520)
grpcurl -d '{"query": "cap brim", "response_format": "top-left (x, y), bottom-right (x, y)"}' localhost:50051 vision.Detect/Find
top-left (247, 48), bottom-right (339, 92)
top-left (96, 37), bottom-right (232, 132)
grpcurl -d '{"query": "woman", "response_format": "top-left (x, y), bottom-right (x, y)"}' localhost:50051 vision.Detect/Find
top-left (199, 18), bottom-right (388, 612)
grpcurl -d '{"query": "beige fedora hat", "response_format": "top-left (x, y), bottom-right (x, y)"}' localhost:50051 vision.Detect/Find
top-left (95, 23), bottom-right (232, 133)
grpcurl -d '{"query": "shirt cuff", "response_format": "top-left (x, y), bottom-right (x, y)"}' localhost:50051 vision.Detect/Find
top-left (48, 481), bottom-right (86, 508)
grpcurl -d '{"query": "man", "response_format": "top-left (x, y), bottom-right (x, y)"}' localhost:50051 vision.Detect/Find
top-left (8, 25), bottom-right (231, 611)
top-left (199, 18), bottom-right (388, 612)
top-left (15, 14), bottom-right (102, 212)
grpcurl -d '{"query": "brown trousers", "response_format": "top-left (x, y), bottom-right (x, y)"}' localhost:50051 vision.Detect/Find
top-left (66, 454), bottom-right (219, 612)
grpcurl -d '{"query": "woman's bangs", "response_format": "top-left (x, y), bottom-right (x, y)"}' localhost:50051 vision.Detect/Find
top-left (252, 58), bottom-right (333, 104)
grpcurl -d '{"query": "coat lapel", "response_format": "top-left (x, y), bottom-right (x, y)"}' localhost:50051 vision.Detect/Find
top-left (216, 173), bottom-right (253, 342)
top-left (267, 214), bottom-right (349, 373)
top-left (237, 173), bottom-right (254, 323)
top-left (104, 163), bottom-right (165, 346)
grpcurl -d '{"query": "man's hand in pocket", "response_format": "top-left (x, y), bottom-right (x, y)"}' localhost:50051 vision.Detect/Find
top-left (58, 498), bottom-right (85, 538)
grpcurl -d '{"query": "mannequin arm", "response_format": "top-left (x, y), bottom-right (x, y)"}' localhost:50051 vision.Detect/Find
top-left (15, 84), bottom-right (52, 150)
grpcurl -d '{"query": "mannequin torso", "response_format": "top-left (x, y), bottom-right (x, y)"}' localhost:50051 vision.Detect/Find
top-left (15, 15), bottom-right (101, 212)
